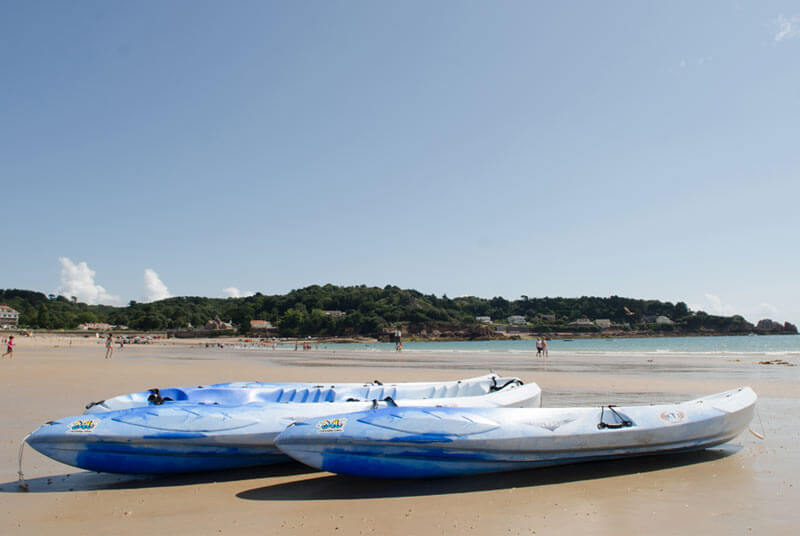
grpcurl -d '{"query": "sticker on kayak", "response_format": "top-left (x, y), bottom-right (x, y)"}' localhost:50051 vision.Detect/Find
top-left (659, 410), bottom-right (686, 424)
top-left (536, 418), bottom-right (575, 432)
top-left (317, 418), bottom-right (347, 433)
top-left (68, 419), bottom-right (98, 433)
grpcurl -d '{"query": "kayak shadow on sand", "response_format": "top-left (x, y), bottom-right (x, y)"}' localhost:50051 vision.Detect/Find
top-left (0, 461), bottom-right (316, 494)
top-left (236, 446), bottom-right (742, 501)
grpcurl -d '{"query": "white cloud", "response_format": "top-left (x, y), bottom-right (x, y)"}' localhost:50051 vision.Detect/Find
top-left (678, 56), bottom-right (712, 69)
top-left (703, 293), bottom-right (736, 316)
top-left (222, 287), bottom-right (254, 298)
top-left (757, 302), bottom-right (779, 316)
top-left (774, 14), bottom-right (800, 42)
top-left (57, 257), bottom-right (121, 305)
top-left (142, 269), bottom-right (171, 303)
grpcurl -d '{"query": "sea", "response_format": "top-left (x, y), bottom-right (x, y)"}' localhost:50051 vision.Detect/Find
top-left (343, 334), bottom-right (800, 358)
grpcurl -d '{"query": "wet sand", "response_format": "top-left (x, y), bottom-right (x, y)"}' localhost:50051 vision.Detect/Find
top-left (1, 336), bottom-right (798, 535)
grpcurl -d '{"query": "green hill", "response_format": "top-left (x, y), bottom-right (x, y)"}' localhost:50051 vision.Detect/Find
top-left (2, 285), bottom-right (794, 338)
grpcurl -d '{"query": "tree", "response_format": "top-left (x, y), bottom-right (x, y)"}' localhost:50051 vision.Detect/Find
top-left (38, 303), bottom-right (51, 329)
top-left (279, 308), bottom-right (307, 337)
top-left (77, 312), bottom-right (99, 324)
top-left (232, 304), bottom-right (255, 334)
top-left (361, 314), bottom-right (384, 335)
top-left (20, 306), bottom-right (37, 328)
top-left (136, 314), bottom-right (166, 330)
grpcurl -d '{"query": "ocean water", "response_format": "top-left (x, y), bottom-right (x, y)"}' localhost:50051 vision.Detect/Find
top-left (344, 334), bottom-right (800, 357)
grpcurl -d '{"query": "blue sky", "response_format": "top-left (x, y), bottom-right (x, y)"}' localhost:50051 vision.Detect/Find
top-left (2, 2), bottom-right (799, 324)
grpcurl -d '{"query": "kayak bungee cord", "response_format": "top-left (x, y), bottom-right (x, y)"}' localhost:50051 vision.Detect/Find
top-left (597, 405), bottom-right (633, 429)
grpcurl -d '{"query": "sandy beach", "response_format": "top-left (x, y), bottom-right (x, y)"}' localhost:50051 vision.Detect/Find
top-left (1, 335), bottom-right (798, 535)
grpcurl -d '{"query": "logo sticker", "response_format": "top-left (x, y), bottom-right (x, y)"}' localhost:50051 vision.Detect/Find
top-left (536, 418), bottom-right (575, 432)
top-left (316, 418), bottom-right (346, 433)
top-left (68, 419), bottom-right (97, 433)
top-left (659, 410), bottom-right (686, 424)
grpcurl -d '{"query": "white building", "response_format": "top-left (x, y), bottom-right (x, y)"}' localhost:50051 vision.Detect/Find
top-left (0, 305), bottom-right (20, 327)
top-left (78, 322), bottom-right (112, 331)
top-left (595, 319), bottom-right (612, 328)
top-left (655, 316), bottom-right (674, 325)
top-left (475, 316), bottom-right (492, 324)
top-left (507, 315), bottom-right (527, 325)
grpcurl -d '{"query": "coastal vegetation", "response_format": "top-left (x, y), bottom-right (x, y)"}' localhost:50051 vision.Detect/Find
top-left (1, 286), bottom-right (796, 338)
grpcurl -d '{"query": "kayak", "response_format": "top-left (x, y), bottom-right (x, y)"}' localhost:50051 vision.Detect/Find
top-left (25, 381), bottom-right (541, 474)
top-left (83, 374), bottom-right (526, 413)
top-left (274, 387), bottom-right (756, 479)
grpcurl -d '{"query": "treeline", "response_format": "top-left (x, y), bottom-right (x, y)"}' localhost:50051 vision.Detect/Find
top-left (0, 285), bottom-right (772, 337)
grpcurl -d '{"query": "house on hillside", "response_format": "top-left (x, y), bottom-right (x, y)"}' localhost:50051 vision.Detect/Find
top-left (78, 322), bottom-right (112, 331)
top-left (323, 310), bottom-right (346, 318)
top-left (642, 315), bottom-right (673, 325)
top-left (475, 316), bottom-right (491, 324)
top-left (507, 315), bottom-right (527, 325)
top-left (0, 305), bottom-right (19, 328)
top-left (569, 318), bottom-right (595, 327)
top-left (205, 317), bottom-right (233, 330)
top-left (250, 319), bottom-right (276, 331)
top-left (595, 319), bottom-right (612, 328)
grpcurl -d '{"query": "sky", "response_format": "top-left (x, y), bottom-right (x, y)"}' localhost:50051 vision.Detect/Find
top-left (1, 1), bottom-right (799, 325)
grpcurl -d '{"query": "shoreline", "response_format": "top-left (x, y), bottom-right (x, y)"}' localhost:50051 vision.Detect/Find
top-left (4, 329), bottom-right (799, 344)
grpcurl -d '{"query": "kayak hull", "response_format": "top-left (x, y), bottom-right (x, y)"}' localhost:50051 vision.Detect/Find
top-left (28, 438), bottom-right (288, 474)
top-left (27, 382), bottom-right (541, 474)
top-left (275, 387), bottom-right (756, 478)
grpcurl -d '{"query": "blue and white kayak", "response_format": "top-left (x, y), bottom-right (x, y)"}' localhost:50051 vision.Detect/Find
top-left (274, 387), bottom-right (757, 479)
top-left (25, 382), bottom-right (541, 474)
top-left (83, 374), bottom-right (526, 413)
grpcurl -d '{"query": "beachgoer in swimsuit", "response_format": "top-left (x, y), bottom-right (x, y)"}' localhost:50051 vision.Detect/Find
top-left (105, 333), bottom-right (114, 360)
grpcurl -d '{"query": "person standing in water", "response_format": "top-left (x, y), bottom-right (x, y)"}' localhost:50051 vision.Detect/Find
top-left (105, 333), bottom-right (114, 360)
top-left (542, 337), bottom-right (548, 357)
top-left (535, 337), bottom-right (543, 358)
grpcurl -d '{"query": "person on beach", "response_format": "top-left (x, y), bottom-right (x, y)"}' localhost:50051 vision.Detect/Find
top-left (2, 335), bottom-right (14, 359)
top-left (535, 337), bottom-right (543, 358)
top-left (105, 333), bottom-right (114, 360)
top-left (542, 337), bottom-right (548, 357)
